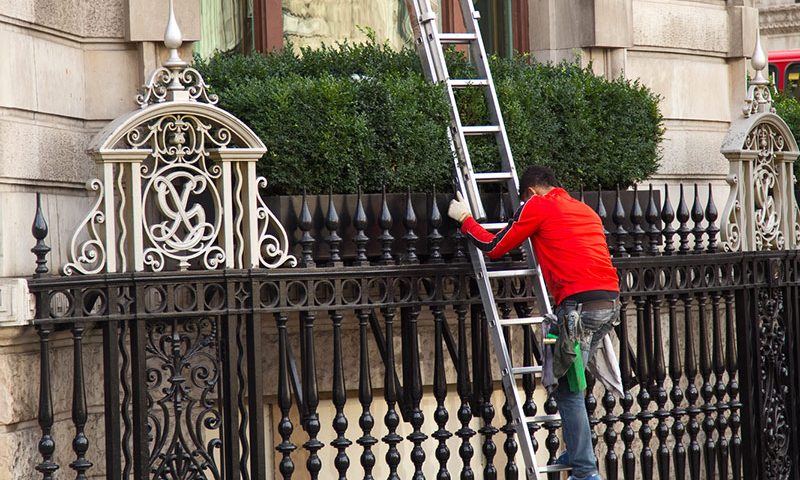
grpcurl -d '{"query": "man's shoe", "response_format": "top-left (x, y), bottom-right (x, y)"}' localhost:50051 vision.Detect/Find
top-left (567, 474), bottom-right (601, 480)
top-left (555, 451), bottom-right (569, 466)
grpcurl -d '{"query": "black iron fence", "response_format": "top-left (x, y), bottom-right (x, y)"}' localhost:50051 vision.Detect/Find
top-left (26, 185), bottom-right (798, 480)
top-left (268, 182), bottom-right (717, 266)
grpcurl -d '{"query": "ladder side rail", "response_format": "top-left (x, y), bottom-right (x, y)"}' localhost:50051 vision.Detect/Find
top-left (415, 0), bottom-right (487, 220)
top-left (444, 84), bottom-right (487, 220)
top-left (457, 0), bottom-right (518, 178)
top-left (404, 0), bottom-right (441, 83)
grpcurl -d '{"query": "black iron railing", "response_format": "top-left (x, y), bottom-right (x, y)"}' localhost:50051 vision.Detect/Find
top-left (267, 182), bottom-right (719, 266)
top-left (26, 187), bottom-right (798, 480)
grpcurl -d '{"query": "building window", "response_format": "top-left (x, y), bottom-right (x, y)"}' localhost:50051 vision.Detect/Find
top-left (472, 0), bottom-right (528, 58)
top-left (196, 0), bottom-right (251, 57)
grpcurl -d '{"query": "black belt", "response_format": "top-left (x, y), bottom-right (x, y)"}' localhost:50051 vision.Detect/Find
top-left (579, 299), bottom-right (618, 312)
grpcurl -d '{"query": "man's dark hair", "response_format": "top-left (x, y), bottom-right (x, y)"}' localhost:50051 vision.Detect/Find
top-left (519, 165), bottom-right (559, 195)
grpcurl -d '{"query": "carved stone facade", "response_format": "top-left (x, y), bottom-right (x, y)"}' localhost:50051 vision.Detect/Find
top-left (758, 0), bottom-right (800, 51)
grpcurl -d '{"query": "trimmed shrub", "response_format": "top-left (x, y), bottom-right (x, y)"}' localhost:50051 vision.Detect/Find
top-left (195, 42), bottom-right (663, 194)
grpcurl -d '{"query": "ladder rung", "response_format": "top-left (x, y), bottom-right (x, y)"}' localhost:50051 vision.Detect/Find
top-left (462, 125), bottom-right (501, 135)
top-left (527, 414), bottom-right (561, 424)
top-left (439, 33), bottom-right (478, 44)
top-left (510, 366), bottom-right (542, 375)
top-left (480, 222), bottom-right (507, 231)
top-left (497, 316), bottom-right (544, 326)
top-left (448, 78), bottom-right (489, 88)
top-left (474, 172), bottom-right (513, 183)
top-left (486, 268), bottom-right (538, 279)
top-left (539, 464), bottom-right (572, 473)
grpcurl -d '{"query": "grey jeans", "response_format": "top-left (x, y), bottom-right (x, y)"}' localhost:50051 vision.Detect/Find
top-left (552, 299), bottom-right (620, 479)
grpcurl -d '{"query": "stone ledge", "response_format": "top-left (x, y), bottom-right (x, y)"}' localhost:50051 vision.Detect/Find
top-left (760, 4), bottom-right (800, 35)
top-left (0, 278), bottom-right (33, 328)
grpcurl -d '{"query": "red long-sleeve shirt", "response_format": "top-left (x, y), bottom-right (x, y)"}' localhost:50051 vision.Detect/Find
top-left (461, 187), bottom-right (619, 305)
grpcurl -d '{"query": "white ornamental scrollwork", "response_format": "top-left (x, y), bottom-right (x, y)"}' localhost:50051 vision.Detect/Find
top-left (125, 114), bottom-right (232, 174)
top-left (256, 177), bottom-right (297, 269)
top-left (749, 125), bottom-right (787, 250)
top-left (722, 174), bottom-right (742, 253)
top-left (142, 166), bottom-right (224, 271)
top-left (63, 180), bottom-right (106, 275)
top-left (136, 66), bottom-right (219, 109)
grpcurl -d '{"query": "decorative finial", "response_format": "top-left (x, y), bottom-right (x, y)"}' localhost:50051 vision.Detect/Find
top-left (751, 30), bottom-right (767, 86)
top-left (743, 27), bottom-right (774, 117)
top-left (164, 0), bottom-right (186, 68)
top-left (136, 0), bottom-right (218, 106)
top-left (31, 193), bottom-right (50, 277)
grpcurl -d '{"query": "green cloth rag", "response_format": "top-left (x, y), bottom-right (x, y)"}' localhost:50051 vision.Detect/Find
top-left (547, 332), bottom-right (587, 393)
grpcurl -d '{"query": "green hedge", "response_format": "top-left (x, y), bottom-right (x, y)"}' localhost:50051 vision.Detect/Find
top-left (195, 42), bottom-right (663, 194)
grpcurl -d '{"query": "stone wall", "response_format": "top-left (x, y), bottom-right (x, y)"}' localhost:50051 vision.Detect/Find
top-left (527, 0), bottom-right (759, 213)
top-left (282, 0), bottom-right (410, 51)
top-left (758, 1), bottom-right (800, 52)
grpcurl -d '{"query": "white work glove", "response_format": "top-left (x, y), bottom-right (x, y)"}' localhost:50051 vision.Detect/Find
top-left (448, 192), bottom-right (472, 224)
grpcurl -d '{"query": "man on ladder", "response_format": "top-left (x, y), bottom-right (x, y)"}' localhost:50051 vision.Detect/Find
top-left (448, 165), bottom-right (621, 480)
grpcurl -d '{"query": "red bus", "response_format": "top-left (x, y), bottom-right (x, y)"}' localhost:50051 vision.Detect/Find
top-left (769, 50), bottom-right (800, 98)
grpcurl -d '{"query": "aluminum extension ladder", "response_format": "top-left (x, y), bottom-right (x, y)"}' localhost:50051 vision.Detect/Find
top-left (404, 1), bottom-right (571, 478)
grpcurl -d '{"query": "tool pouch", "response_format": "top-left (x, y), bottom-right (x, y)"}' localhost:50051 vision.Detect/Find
top-left (552, 302), bottom-right (587, 392)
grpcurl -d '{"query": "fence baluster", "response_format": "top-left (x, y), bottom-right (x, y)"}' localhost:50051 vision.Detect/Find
top-left (380, 187), bottom-right (395, 265)
top-left (455, 303), bottom-right (475, 479)
top-left (70, 323), bottom-right (92, 479)
top-left (636, 298), bottom-right (654, 480)
top-left (705, 184), bottom-right (719, 252)
top-left (629, 185), bottom-right (644, 256)
top-left (403, 304), bottom-right (427, 480)
top-left (661, 185), bottom-right (676, 256)
top-left (301, 311), bottom-right (323, 480)
top-left (479, 308), bottom-right (498, 480)
top-left (36, 323), bottom-right (58, 480)
top-left (619, 297), bottom-right (636, 480)
top-left (382, 307), bottom-right (403, 480)
top-left (433, 306), bottom-right (452, 480)
top-left (697, 293), bottom-right (716, 479)
top-left (613, 186), bottom-right (628, 256)
top-left (579, 184), bottom-right (585, 203)
top-left (356, 309), bottom-right (377, 480)
top-left (646, 184), bottom-right (661, 255)
top-left (724, 291), bottom-right (741, 480)
top-left (429, 187), bottom-right (444, 263)
top-left (602, 385), bottom-right (619, 480)
top-left (276, 312), bottom-right (295, 480)
top-left (677, 185), bottom-right (691, 254)
top-left (543, 395), bottom-right (560, 470)
top-left (515, 302), bottom-right (540, 452)
top-left (299, 190), bottom-right (315, 267)
top-left (500, 309), bottom-right (519, 479)
top-left (403, 189), bottom-right (419, 264)
top-left (354, 187), bottom-right (369, 266)
top-left (326, 190), bottom-right (342, 265)
top-left (651, 296), bottom-right (670, 479)
top-left (683, 294), bottom-right (701, 479)
top-left (330, 310), bottom-right (351, 480)
top-left (668, 295), bottom-right (686, 480)
top-left (691, 185), bottom-right (705, 254)
top-left (711, 291), bottom-right (728, 479)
